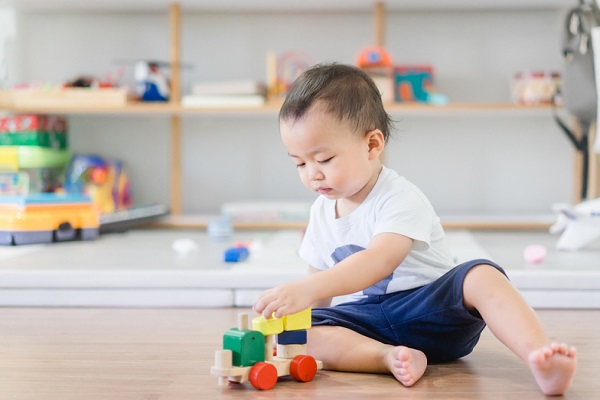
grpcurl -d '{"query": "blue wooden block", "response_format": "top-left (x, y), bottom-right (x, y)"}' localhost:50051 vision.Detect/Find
top-left (277, 329), bottom-right (307, 345)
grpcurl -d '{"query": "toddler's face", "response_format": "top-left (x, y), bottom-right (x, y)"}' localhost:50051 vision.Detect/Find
top-left (280, 104), bottom-right (377, 204)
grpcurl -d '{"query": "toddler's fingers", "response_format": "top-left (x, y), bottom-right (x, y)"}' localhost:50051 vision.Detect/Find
top-left (253, 292), bottom-right (269, 314)
top-left (262, 301), bottom-right (281, 319)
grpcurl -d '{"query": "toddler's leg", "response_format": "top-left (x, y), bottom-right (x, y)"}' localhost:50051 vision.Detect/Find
top-left (307, 325), bottom-right (427, 387)
top-left (463, 264), bottom-right (577, 395)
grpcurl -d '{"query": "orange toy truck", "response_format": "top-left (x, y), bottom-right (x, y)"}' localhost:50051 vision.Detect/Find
top-left (0, 193), bottom-right (99, 245)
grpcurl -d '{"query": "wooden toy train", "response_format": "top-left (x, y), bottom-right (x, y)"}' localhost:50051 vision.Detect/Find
top-left (211, 308), bottom-right (323, 390)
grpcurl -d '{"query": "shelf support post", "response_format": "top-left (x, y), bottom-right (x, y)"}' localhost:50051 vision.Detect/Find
top-left (169, 2), bottom-right (181, 103)
top-left (374, 2), bottom-right (385, 47)
top-left (169, 3), bottom-right (182, 214)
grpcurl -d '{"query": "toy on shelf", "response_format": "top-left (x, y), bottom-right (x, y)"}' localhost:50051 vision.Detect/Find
top-left (267, 51), bottom-right (312, 99)
top-left (0, 193), bottom-right (99, 245)
top-left (211, 309), bottom-right (322, 390)
top-left (134, 61), bottom-right (171, 102)
top-left (356, 45), bottom-right (394, 103)
top-left (64, 66), bottom-right (125, 90)
top-left (394, 65), bottom-right (448, 105)
top-left (511, 71), bottom-right (560, 105)
top-left (355, 45), bottom-right (448, 105)
top-left (356, 45), bottom-right (393, 69)
top-left (114, 58), bottom-right (192, 102)
top-left (64, 154), bottom-right (131, 215)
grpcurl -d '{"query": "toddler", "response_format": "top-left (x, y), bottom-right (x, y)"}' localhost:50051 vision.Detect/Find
top-left (254, 63), bottom-right (576, 395)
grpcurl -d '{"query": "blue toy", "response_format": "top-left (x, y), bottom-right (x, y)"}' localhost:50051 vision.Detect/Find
top-left (224, 245), bottom-right (250, 262)
top-left (134, 61), bottom-right (170, 102)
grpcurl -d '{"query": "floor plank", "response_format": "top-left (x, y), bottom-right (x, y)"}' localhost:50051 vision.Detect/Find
top-left (0, 308), bottom-right (597, 399)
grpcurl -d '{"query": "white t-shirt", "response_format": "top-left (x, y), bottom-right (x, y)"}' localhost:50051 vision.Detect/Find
top-left (299, 166), bottom-right (455, 301)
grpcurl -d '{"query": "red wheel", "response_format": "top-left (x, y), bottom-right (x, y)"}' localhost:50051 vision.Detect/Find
top-left (290, 355), bottom-right (317, 382)
top-left (249, 362), bottom-right (278, 390)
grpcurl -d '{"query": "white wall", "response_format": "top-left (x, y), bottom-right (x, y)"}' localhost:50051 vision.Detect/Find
top-left (7, 7), bottom-right (576, 215)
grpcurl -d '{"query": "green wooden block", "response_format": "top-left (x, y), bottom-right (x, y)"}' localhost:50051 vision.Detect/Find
top-left (223, 328), bottom-right (265, 367)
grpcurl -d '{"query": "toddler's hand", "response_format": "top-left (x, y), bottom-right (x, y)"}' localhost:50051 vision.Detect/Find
top-left (253, 280), bottom-right (314, 319)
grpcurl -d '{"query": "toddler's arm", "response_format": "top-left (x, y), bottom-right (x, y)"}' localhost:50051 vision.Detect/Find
top-left (253, 232), bottom-right (413, 318)
top-left (308, 266), bottom-right (333, 308)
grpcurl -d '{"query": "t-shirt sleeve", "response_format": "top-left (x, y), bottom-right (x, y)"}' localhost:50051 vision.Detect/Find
top-left (298, 206), bottom-right (329, 270)
top-left (373, 189), bottom-right (436, 251)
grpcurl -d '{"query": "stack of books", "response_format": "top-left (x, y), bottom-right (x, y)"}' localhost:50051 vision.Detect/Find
top-left (181, 80), bottom-right (266, 108)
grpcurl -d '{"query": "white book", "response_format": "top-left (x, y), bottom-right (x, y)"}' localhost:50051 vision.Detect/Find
top-left (191, 80), bottom-right (266, 96)
top-left (181, 94), bottom-right (265, 108)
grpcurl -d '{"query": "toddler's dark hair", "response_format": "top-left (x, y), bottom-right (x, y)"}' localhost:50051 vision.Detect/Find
top-left (279, 63), bottom-right (393, 141)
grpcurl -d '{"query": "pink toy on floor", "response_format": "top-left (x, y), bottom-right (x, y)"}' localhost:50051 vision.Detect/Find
top-left (523, 245), bottom-right (547, 264)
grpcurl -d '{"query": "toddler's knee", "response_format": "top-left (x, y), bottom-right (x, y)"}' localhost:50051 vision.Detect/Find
top-left (464, 263), bottom-right (506, 284)
top-left (462, 263), bottom-right (508, 308)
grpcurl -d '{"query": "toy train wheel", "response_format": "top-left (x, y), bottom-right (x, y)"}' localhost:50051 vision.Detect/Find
top-left (249, 362), bottom-right (278, 390)
top-left (290, 355), bottom-right (317, 382)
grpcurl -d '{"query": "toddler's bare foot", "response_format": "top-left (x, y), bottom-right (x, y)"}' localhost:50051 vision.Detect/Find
top-left (528, 342), bottom-right (576, 395)
top-left (384, 346), bottom-right (427, 387)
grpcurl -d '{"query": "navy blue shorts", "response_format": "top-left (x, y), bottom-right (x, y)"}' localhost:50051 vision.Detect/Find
top-left (311, 259), bottom-right (506, 363)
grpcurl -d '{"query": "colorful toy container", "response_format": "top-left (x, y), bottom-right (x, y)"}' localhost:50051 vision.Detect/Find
top-left (0, 146), bottom-right (71, 194)
top-left (0, 114), bottom-right (68, 149)
top-left (0, 193), bottom-right (99, 245)
top-left (64, 154), bottom-right (131, 214)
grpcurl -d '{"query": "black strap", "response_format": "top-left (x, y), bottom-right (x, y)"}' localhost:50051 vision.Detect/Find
top-left (552, 98), bottom-right (590, 200)
top-left (552, 105), bottom-right (587, 152)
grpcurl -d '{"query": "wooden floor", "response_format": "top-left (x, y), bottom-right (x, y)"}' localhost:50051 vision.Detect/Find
top-left (0, 308), bottom-right (597, 400)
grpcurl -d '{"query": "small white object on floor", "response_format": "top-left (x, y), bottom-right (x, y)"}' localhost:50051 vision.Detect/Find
top-left (171, 238), bottom-right (199, 255)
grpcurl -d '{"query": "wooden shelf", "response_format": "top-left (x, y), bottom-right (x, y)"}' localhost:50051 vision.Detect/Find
top-left (0, 2), bottom-right (566, 217)
top-left (0, 100), bottom-right (554, 117)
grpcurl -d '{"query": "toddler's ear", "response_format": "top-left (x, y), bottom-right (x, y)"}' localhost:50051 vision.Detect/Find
top-left (366, 129), bottom-right (385, 159)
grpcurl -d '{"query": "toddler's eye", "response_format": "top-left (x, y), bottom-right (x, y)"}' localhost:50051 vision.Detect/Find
top-left (319, 157), bottom-right (333, 165)
top-left (296, 163), bottom-right (306, 168)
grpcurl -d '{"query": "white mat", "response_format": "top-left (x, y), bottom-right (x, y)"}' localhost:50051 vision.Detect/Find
top-left (4, 229), bottom-right (595, 308)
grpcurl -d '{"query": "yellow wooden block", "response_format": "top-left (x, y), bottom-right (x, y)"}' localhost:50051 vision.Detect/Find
top-left (252, 314), bottom-right (284, 336)
top-left (283, 308), bottom-right (312, 331)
